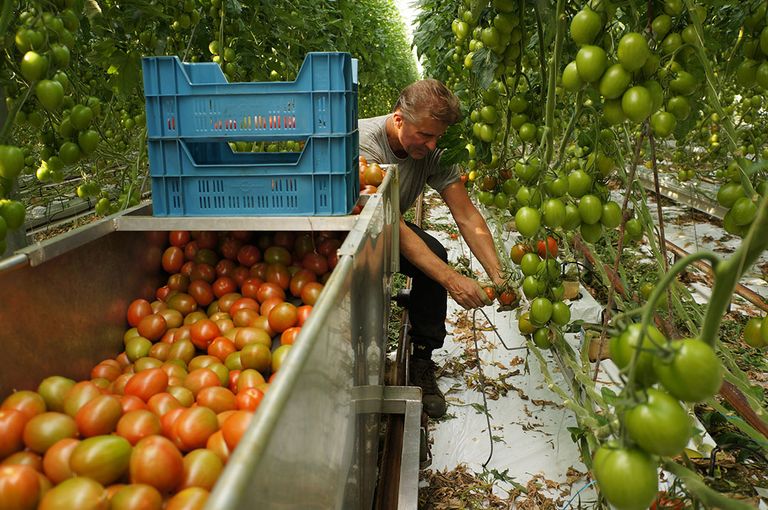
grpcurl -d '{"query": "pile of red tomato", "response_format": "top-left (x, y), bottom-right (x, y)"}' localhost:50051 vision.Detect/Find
top-left (0, 229), bottom-right (341, 509)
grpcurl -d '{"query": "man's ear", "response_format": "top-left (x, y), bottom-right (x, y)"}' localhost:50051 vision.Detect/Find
top-left (392, 110), bottom-right (404, 129)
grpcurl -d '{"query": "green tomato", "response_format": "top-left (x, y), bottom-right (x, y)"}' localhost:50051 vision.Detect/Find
top-left (567, 169), bottom-right (592, 198)
top-left (610, 323), bottom-right (665, 388)
top-left (551, 301), bottom-right (571, 326)
top-left (650, 111), bottom-right (677, 138)
top-left (578, 195), bottom-right (602, 225)
top-left (743, 317), bottom-right (766, 348)
top-left (530, 297), bottom-right (553, 326)
top-left (561, 61), bottom-right (583, 92)
top-left (570, 8), bottom-right (602, 46)
top-left (520, 252), bottom-right (542, 277)
top-left (515, 206), bottom-right (541, 238)
top-left (598, 64), bottom-right (631, 100)
top-left (542, 198), bottom-right (566, 228)
top-left (575, 45), bottom-right (607, 83)
top-left (617, 32), bottom-right (649, 72)
top-left (621, 86), bottom-right (653, 123)
top-left (625, 388), bottom-right (692, 456)
top-left (653, 338), bottom-right (723, 402)
top-left (600, 201), bottom-right (622, 229)
top-left (593, 446), bottom-right (659, 510)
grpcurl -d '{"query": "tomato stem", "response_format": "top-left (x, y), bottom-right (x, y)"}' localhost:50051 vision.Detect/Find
top-left (661, 459), bottom-right (756, 510)
top-left (543, 0), bottom-right (566, 165)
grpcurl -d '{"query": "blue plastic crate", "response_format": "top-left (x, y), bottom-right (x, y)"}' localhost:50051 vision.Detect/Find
top-left (148, 132), bottom-right (359, 216)
top-left (142, 52), bottom-right (358, 141)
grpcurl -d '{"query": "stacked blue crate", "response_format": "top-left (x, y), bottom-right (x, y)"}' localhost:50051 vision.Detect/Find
top-left (142, 52), bottom-right (359, 216)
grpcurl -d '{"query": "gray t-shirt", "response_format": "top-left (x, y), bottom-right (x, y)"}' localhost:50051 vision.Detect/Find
top-left (358, 115), bottom-right (461, 214)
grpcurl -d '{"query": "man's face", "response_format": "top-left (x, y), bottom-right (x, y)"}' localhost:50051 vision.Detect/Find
top-left (393, 111), bottom-right (449, 160)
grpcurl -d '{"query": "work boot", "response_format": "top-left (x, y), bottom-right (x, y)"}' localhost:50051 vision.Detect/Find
top-left (409, 356), bottom-right (447, 419)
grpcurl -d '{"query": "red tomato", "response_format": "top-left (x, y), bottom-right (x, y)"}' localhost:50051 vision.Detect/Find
top-left (280, 327), bottom-right (302, 345)
top-left (296, 305), bottom-right (312, 326)
top-left (146, 393), bottom-right (183, 418)
top-left (42, 437), bottom-right (79, 484)
top-left (169, 231), bottom-right (190, 247)
top-left (2, 391), bottom-right (46, 421)
top-left (302, 252), bottom-right (329, 276)
top-left (160, 408), bottom-right (184, 438)
top-left (300, 282), bottom-right (324, 306)
top-left (189, 263), bottom-right (216, 284)
top-left (249, 262), bottom-right (267, 280)
top-left (75, 394), bottom-right (123, 437)
top-left (186, 280), bottom-right (213, 308)
top-left (180, 261), bottom-right (195, 277)
top-left (231, 266), bottom-right (250, 287)
top-left (536, 236), bottom-right (558, 258)
top-left (189, 319), bottom-right (220, 350)
top-left (317, 237), bottom-right (341, 257)
top-left (137, 314), bottom-right (167, 342)
top-left (119, 395), bottom-right (147, 414)
top-left (166, 293), bottom-right (198, 316)
top-left (116, 410), bottom-right (162, 446)
top-left (236, 245), bottom-right (261, 267)
top-left (129, 435), bottom-right (184, 494)
top-left (127, 299), bottom-right (152, 328)
top-left (229, 297), bottom-right (260, 314)
top-left (172, 407), bottom-right (219, 452)
top-left (259, 297), bottom-right (282, 320)
top-left (22, 412), bottom-right (78, 454)
top-left (235, 369), bottom-right (266, 393)
top-left (195, 387), bottom-right (237, 414)
top-left (211, 277), bottom-right (237, 298)
top-left (289, 269), bottom-right (317, 298)
top-left (162, 247), bottom-right (185, 273)
top-left (0, 464), bottom-right (41, 510)
top-left (124, 369), bottom-right (169, 402)
top-left (273, 232), bottom-right (295, 249)
top-left (206, 431), bottom-right (229, 464)
top-left (215, 293), bottom-right (242, 314)
top-left (215, 259), bottom-right (236, 278)
top-left (268, 302), bottom-right (298, 333)
top-left (265, 263), bottom-right (291, 290)
top-left (1, 451), bottom-right (43, 470)
top-left (183, 241), bottom-right (199, 262)
top-left (218, 237), bottom-right (242, 261)
top-left (183, 369), bottom-right (221, 398)
top-left (0, 409), bottom-right (27, 459)
top-left (208, 337), bottom-right (236, 362)
top-left (235, 388), bottom-right (264, 412)
top-left (91, 360), bottom-right (122, 382)
top-left (221, 411), bottom-right (253, 451)
top-left (167, 273), bottom-right (190, 292)
top-left (191, 231), bottom-right (217, 250)
top-left (231, 308), bottom-right (259, 327)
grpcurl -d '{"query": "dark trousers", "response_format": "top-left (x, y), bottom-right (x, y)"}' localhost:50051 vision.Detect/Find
top-left (399, 221), bottom-right (448, 356)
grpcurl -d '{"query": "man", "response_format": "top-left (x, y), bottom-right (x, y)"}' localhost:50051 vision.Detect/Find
top-left (359, 79), bottom-right (505, 419)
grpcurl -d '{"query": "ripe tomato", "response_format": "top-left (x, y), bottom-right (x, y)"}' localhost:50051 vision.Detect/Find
top-left (116, 410), bottom-right (161, 446)
top-left (296, 305), bottom-right (312, 326)
top-left (129, 435), bottom-right (184, 494)
top-left (0, 409), bottom-right (27, 459)
top-left (196, 387), bottom-right (236, 414)
top-left (256, 282), bottom-right (286, 303)
top-left (0, 464), bottom-right (42, 510)
top-left (653, 338), bottom-right (722, 402)
top-left (63, 381), bottom-right (102, 418)
top-left (240, 278), bottom-right (264, 299)
top-left (169, 231), bottom-right (190, 247)
top-left (162, 247), bottom-right (185, 274)
top-left (166, 293), bottom-right (198, 316)
top-left (220, 411), bottom-right (253, 451)
top-left (208, 337), bottom-right (236, 362)
top-left (592, 445), bottom-right (658, 510)
top-left (75, 394), bottom-right (123, 437)
top-left (302, 252), bottom-right (329, 277)
top-left (2, 391), bottom-right (46, 421)
top-left (137, 314), bottom-right (167, 342)
top-left (265, 263), bottom-right (291, 290)
top-left (235, 369), bottom-right (266, 393)
top-left (509, 243), bottom-right (531, 265)
top-left (124, 368), bottom-right (169, 402)
top-left (189, 319), bottom-right (220, 350)
top-left (280, 326), bottom-right (302, 345)
top-left (268, 302), bottom-right (298, 333)
top-left (172, 407), bottom-right (219, 452)
top-left (183, 369), bottom-right (221, 398)
top-left (300, 282), bottom-right (323, 306)
top-left (236, 245), bottom-right (261, 267)
top-left (235, 388), bottom-right (265, 412)
top-left (536, 236), bottom-right (558, 258)
top-left (42, 437), bottom-right (79, 484)
top-left (211, 277), bottom-right (237, 298)
top-left (127, 299), bottom-right (153, 328)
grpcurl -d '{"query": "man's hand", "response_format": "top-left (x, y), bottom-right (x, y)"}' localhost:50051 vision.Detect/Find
top-left (445, 273), bottom-right (492, 310)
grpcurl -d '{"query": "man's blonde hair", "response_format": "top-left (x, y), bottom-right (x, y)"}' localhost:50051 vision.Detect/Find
top-left (393, 79), bottom-right (461, 125)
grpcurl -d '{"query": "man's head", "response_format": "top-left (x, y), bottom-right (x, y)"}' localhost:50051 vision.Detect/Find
top-left (390, 79), bottom-right (461, 160)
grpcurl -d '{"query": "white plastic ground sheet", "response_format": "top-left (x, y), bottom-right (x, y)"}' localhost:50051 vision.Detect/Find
top-left (419, 194), bottom-right (605, 504)
top-left (630, 168), bottom-right (768, 305)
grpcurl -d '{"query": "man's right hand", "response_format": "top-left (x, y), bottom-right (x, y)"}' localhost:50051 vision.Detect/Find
top-left (445, 273), bottom-right (492, 310)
